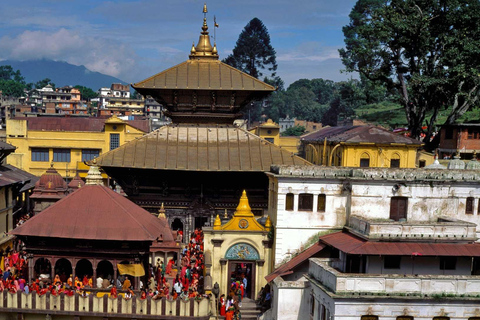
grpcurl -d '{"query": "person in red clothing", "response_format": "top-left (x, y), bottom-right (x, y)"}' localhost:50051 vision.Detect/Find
top-left (219, 294), bottom-right (226, 316)
top-left (110, 286), bottom-right (118, 298)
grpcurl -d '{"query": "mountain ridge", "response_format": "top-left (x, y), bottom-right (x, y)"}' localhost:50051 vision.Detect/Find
top-left (0, 59), bottom-right (127, 91)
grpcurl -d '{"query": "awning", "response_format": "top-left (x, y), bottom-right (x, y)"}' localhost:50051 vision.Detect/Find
top-left (319, 231), bottom-right (480, 257)
top-left (117, 264), bottom-right (145, 277)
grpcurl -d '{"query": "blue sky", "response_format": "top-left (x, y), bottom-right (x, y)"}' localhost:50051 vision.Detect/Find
top-left (0, 0), bottom-right (357, 88)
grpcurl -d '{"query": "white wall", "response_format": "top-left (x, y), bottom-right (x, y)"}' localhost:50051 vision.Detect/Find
top-left (366, 256), bottom-right (472, 276)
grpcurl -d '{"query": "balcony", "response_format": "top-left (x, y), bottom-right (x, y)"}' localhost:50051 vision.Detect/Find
top-left (348, 216), bottom-right (477, 241)
top-left (309, 258), bottom-right (480, 297)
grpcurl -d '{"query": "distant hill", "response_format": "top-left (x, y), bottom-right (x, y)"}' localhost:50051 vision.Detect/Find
top-left (0, 59), bottom-right (127, 91)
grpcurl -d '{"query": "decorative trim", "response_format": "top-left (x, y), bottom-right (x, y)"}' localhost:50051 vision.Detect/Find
top-left (256, 259), bottom-right (265, 267)
top-left (211, 239), bottom-right (224, 247)
top-left (219, 259), bottom-right (227, 266)
top-left (262, 240), bottom-right (273, 249)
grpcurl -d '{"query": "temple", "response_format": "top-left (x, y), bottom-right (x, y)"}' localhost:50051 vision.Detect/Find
top-left (95, 5), bottom-right (311, 240)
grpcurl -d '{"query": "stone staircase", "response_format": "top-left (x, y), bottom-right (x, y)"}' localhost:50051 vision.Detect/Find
top-left (239, 298), bottom-right (261, 320)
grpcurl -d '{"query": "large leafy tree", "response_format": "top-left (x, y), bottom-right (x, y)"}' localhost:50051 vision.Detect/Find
top-left (340, 0), bottom-right (480, 142)
top-left (223, 18), bottom-right (278, 80)
top-left (74, 85), bottom-right (98, 100)
top-left (0, 65), bottom-right (26, 97)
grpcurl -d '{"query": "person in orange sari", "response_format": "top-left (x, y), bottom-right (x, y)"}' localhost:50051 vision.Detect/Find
top-left (67, 274), bottom-right (73, 287)
top-left (165, 258), bottom-right (175, 276)
top-left (53, 274), bottom-right (61, 286)
top-left (110, 286), bottom-right (118, 298)
top-left (225, 297), bottom-right (235, 320)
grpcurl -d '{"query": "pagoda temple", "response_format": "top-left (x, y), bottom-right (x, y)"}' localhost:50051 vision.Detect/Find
top-left (94, 5), bottom-right (311, 239)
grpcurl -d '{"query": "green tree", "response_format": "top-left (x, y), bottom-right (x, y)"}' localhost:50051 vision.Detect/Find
top-left (223, 17), bottom-right (278, 80)
top-left (0, 65), bottom-right (26, 97)
top-left (74, 85), bottom-right (98, 101)
top-left (282, 125), bottom-right (306, 136)
top-left (340, 0), bottom-right (480, 142)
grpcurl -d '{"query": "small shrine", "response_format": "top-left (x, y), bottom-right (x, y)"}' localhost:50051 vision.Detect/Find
top-left (30, 163), bottom-right (69, 215)
top-left (203, 190), bottom-right (272, 298)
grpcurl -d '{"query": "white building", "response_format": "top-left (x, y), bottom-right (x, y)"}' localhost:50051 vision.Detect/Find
top-left (267, 165), bottom-right (480, 266)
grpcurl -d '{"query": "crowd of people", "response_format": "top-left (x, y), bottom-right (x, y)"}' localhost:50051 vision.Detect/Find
top-left (145, 228), bottom-right (206, 301)
top-left (0, 228), bottom-right (208, 302)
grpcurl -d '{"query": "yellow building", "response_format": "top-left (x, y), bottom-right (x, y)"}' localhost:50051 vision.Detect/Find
top-left (301, 125), bottom-right (424, 168)
top-left (6, 115), bottom-right (148, 178)
top-left (249, 119), bottom-right (301, 154)
top-left (203, 190), bottom-right (272, 299)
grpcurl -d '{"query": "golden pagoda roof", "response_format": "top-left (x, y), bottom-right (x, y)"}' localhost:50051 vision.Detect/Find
top-left (215, 190), bottom-right (267, 231)
top-left (132, 4), bottom-right (275, 93)
top-left (95, 124), bottom-right (311, 172)
top-left (132, 59), bottom-right (275, 92)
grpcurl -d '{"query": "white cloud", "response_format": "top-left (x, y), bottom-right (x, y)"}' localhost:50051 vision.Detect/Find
top-left (0, 28), bottom-right (138, 79)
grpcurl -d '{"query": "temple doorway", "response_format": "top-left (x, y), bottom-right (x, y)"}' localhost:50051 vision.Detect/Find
top-left (194, 216), bottom-right (208, 229)
top-left (76, 259), bottom-right (93, 279)
top-left (227, 261), bottom-right (255, 299)
top-left (171, 218), bottom-right (184, 235)
top-left (54, 258), bottom-right (72, 283)
top-left (34, 258), bottom-right (52, 279)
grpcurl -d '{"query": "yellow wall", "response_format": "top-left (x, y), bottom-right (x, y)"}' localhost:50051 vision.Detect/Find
top-left (305, 142), bottom-right (420, 168)
top-left (249, 120), bottom-right (301, 154)
top-left (6, 118), bottom-right (146, 178)
top-left (278, 136), bottom-right (300, 154)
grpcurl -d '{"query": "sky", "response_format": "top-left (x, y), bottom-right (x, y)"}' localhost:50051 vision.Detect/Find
top-left (0, 0), bottom-right (358, 88)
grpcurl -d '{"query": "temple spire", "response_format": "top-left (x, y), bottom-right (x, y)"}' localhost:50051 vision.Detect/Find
top-left (189, 3), bottom-right (219, 60)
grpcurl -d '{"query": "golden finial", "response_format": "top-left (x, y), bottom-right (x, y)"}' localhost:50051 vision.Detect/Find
top-left (189, 3), bottom-right (218, 60)
top-left (78, 182), bottom-right (82, 188)
top-left (234, 190), bottom-right (254, 217)
top-left (203, 3), bottom-right (208, 14)
top-left (213, 214), bottom-right (221, 230)
top-left (50, 161), bottom-right (54, 168)
top-left (191, 42), bottom-right (196, 54)
top-left (474, 150), bottom-right (478, 159)
top-left (212, 43), bottom-right (217, 54)
top-left (224, 209), bottom-right (228, 219)
top-left (158, 203), bottom-right (166, 218)
top-left (265, 216), bottom-right (272, 231)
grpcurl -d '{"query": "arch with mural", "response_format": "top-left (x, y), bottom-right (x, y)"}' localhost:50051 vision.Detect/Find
top-left (225, 242), bottom-right (261, 299)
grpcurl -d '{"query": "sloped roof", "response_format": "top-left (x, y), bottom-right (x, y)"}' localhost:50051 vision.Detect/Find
top-left (95, 124), bottom-right (311, 171)
top-left (0, 164), bottom-right (38, 191)
top-left (265, 242), bottom-right (326, 283)
top-left (302, 126), bottom-right (423, 146)
top-left (320, 231), bottom-right (480, 256)
top-left (133, 59), bottom-right (275, 92)
top-left (16, 117), bottom-right (148, 133)
top-left (11, 185), bottom-right (174, 242)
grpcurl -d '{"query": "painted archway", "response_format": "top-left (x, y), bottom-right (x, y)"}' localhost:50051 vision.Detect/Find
top-left (225, 243), bottom-right (260, 260)
top-left (225, 243), bottom-right (260, 299)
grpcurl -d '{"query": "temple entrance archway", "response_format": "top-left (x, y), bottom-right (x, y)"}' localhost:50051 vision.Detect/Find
top-left (225, 243), bottom-right (260, 299)
top-left (96, 260), bottom-right (114, 281)
top-left (34, 258), bottom-right (52, 279)
top-left (76, 259), bottom-right (93, 279)
top-left (54, 258), bottom-right (72, 283)
top-left (171, 218), bottom-right (184, 235)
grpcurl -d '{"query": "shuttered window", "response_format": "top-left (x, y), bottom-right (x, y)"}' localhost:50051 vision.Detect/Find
top-left (285, 193), bottom-right (294, 211)
top-left (466, 197), bottom-right (474, 214)
top-left (390, 197), bottom-right (408, 221)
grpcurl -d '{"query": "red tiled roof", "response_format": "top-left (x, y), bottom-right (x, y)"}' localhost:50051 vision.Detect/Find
top-left (15, 117), bottom-right (148, 133)
top-left (301, 126), bottom-right (423, 145)
top-left (265, 242), bottom-right (326, 282)
top-left (319, 231), bottom-right (480, 256)
top-left (11, 185), bottom-right (174, 242)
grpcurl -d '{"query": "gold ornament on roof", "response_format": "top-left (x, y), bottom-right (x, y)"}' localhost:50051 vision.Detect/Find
top-left (189, 3), bottom-right (219, 60)
top-left (158, 203), bottom-right (166, 218)
top-left (265, 216), bottom-right (272, 231)
top-left (213, 214), bottom-right (221, 230)
top-left (234, 190), bottom-right (253, 217)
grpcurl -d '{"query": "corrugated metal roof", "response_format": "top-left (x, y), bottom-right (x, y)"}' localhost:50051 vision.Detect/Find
top-left (16, 117), bottom-right (148, 133)
top-left (11, 185), bottom-right (174, 242)
top-left (319, 231), bottom-right (480, 256)
top-left (0, 164), bottom-right (38, 191)
top-left (133, 59), bottom-right (275, 92)
top-left (265, 242), bottom-right (326, 282)
top-left (302, 126), bottom-right (423, 145)
top-left (95, 124), bottom-right (311, 171)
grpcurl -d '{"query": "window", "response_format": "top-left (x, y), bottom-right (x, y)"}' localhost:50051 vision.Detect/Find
top-left (298, 193), bottom-right (313, 211)
top-left (265, 138), bottom-right (274, 143)
top-left (390, 154), bottom-right (401, 168)
top-left (466, 197), bottom-right (474, 214)
top-left (390, 159), bottom-right (400, 168)
top-left (110, 133), bottom-right (120, 150)
top-left (82, 149), bottom-right (100, 162)
top-left (360, 153), bottom-right (370, 167)
top-left (384, 256), bottom-right (401, 269)
top-left (390, 197), bottom-right (408, 221)
top-left (440, 257), bottom-right (457, 270)
top-left (468, 129), bottom-right (480, 139)
top-left (53, 149), bottom-right (71, 162)
top-left (397, 317), bottom-right (414, 320)
top-left (285, 193), bottom-right (294, 211)
top-left (361, 316), bottom-right (379, 320)
top-left (31, 148), bottom-right (49, 162)
top-left (317, 194), bottom-right (326, 212)
top-left (419, 160), bottom-right (426, 168)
